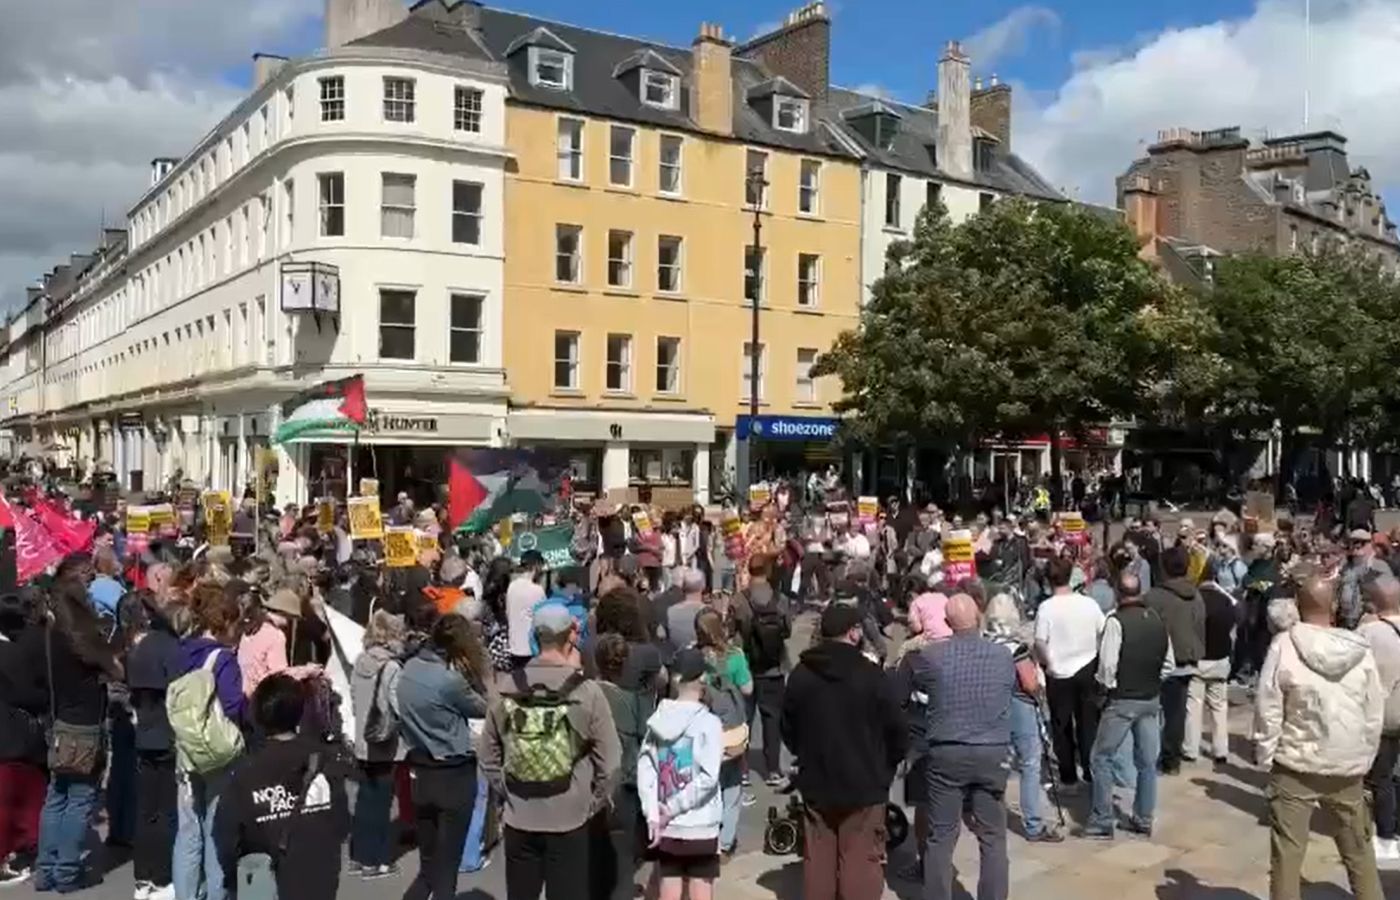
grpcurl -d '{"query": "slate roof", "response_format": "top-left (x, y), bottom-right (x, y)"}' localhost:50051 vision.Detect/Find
top-left (351, 10), bottom-right (495, 62)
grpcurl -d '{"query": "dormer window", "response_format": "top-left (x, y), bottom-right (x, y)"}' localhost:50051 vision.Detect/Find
top-left (532, 49), bottom-right (572, 90)
top-left (775, 97), bottom-right (808, 133)
top-left (747, 77), bottom-right (811, 136)
top-left (643, 70), bottom-right (679, 110)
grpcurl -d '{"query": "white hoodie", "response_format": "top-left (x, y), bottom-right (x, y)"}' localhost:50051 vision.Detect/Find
top-left (1254, 623), bottom-right (1384, 777)
top-left (637, 698), bottom-right (723, 841)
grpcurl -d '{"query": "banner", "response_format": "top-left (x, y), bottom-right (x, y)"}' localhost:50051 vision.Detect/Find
top-left (507, 524), bottom-right (576, 570)
top-left (149, 503), bottom-right (176, 530)
top-left (33, 496), bottom-right (95, 554)
top-left (348, 495), bottom-right (383, 540)
top-left (857, 496), bottom-right (879, 526)
top-left (384, 527), bottom-right (416, 567)
top-left (943, 529), bottom-right (975, 583)
top-left (1061, 511), bottom-right (1087, 545)
top-left (316, 498), bottom-right (334, 534)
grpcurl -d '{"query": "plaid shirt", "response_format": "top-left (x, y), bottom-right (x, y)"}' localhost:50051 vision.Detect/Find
top-left (910, 632), bottom-right (1016, 747)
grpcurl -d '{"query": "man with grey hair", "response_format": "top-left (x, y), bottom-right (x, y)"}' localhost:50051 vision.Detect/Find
top-left (1360, 575), bottom-right (1400, 860)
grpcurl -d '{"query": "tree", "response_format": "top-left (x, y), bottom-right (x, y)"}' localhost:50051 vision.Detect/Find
top-left (813, 197), bottom-right (1175, 499)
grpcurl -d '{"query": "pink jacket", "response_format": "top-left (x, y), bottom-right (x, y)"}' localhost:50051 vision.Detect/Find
top-left (237, 622), bottom-right (289, 698)
top-left (909, 593), bottom-right (953, 640)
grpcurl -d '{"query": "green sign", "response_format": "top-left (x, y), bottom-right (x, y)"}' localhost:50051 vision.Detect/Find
top-left (508, 525), bottom-right (576, 570)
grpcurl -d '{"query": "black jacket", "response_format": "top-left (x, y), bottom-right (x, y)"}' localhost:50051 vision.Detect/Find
top-left (780, 641), bottom-right (906, 809)
top-left (126, 625), bottom-right (183, 753)
top-left (1199, 583), bottom-right (1236, 662)
top-left (215, 737), bottom-right (352, 900)
top-left (0, 625), bottom-right (49, 765)
top-left (1143, 577), bottom-right (1206, 666)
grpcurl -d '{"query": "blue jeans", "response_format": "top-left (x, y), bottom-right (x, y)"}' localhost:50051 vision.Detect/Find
top-left (1088, 698), bottom-right (1162, 831)
top-left (458, 767), bottom-right (490, 873)
top-left (36, 774), bottom-right (99, 889)
top-left (719, 759), bottom-right (742, 852)
top-left (1008, 697), bottom-right (1047, 836)
top-left (174, 768), bottom-right (228, 900)
top-left (351, 761), bottom-right (396, 869)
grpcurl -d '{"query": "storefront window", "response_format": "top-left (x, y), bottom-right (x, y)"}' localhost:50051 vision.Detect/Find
top-left (629, 447), bottom-right (693, 485)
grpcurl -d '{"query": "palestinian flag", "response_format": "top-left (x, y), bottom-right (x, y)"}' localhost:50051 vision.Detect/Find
top-left (447, 449), bottom-right (568, 532)
top-left (273, 375), bottom-right (368, 444)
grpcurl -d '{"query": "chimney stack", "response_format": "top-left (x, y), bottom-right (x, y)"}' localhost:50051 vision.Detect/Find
top-left (735, 2), bottom-right (831, 103)
top-left (936, 41), bottom-right (972, 180)
top-left (691, 23), bottom-right (734, 137)
top-left (326, 0), bottom-right (407, 49)
top-left (1121, 175), bottom-right (1160, 250)
top-left (252, 53), bottom-right (289, 89)
top-left (970, 75), bottom-right (1013, 149)
top-left (150, 158), bottom-right (177, 187)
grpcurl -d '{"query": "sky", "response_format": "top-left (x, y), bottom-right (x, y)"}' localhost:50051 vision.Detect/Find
top-left (3, 0), bottom-right (1400, 311)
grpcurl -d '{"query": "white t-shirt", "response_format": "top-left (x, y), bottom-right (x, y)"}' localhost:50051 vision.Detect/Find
top-left (1034, 591), bottom-right (1107, 679)
top-left (505, 575), bottom-right (546, 657)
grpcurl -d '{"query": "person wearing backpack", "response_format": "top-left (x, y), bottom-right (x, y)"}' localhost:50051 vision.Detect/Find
top-left (213, 673), bottom-right (351, 900)
top-left (637, 648), bottom-right (723, 900)
top-left (694, 608), bottom-right (750, 857)
top-left (730, 555), bottom-right (791, 786)
top-left (348, 610), bottom-right (406, 880)
top-left (171, 584), bottom-right (248, 900)
top-left (479, 604), bottom-right (621, 900)
top-left (395, 613), bottom-right (489, 900)
top-left (528, 567), bottom-right (590, 657)
top-left (591, 633), bottom-right (651, 900)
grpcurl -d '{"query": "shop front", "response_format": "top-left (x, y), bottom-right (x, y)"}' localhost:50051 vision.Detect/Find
top-left (733, 414), bottom-right (851, 495)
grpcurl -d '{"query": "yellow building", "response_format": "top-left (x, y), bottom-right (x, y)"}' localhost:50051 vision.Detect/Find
top-left (475, 3), bottom-right (863, 501)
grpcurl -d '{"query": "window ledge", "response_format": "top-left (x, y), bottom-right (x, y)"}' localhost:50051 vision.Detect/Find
top-left (603, 185), bottom-right (639, 196)
top-left (549, 389), bottom-right (585, 399)
top-left (792, 402), bottom-right (825, 410)
top-left (553, 179), bottom-right (590, 190)
top-left (554, 283), bottom-right (589, 294)
top-left (602, 391), bottom-right (637, 400)
top-left (657, 191), bottom-right (686, 202)
top-left (602, 288), bottom-right (640, 298)
top-left (655, 292), bottom-right (687, 302)
top-left (797, 212), bottom-right (824, 222)
top-left (652, 393), bottom-right (686, 402)
top-left (794, 306), bottom-right (824, 316)
top-left (882, 225), bottom-right (907, 236)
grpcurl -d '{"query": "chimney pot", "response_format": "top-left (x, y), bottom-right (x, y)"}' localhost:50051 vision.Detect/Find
top-left (326, 0), bottom-right (408, 50)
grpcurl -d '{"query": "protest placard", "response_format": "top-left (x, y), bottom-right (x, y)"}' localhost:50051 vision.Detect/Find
top-left (347, 495), bottom-right (384, 540)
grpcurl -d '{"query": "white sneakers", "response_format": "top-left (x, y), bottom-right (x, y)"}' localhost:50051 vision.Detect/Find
top-left (134, 882), bottom-right (175, 900)
top-left (1373, 835), bottom-right (1400, 863)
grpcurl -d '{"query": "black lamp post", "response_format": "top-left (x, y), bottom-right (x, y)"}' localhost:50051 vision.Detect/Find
top-left (740, 166), bottom-right (767, 500)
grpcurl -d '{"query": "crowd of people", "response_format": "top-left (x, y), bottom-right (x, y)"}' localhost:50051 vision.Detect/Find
top-left (0, 464), bottom-right (1399, 900)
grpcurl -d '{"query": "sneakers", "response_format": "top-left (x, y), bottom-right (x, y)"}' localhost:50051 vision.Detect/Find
top-left (1078, 824), bottom-right (1115, 841)
top-left (740, 772), bottom-right (752, 788)
top-left (147, 885), bottom-right (175, 900)
top-left (0, 864), bottom-right (32, 888)
top-left (347, 861), bottom-right (365, 877)
top-left (764, 773), bottom-right (788, 789)
top-left (1373, 835), bottom-right (1400, 862)
top-left (1025, 826), bottom-right (1065, 844)
top-left (133, 881), bottom-right (152, 900)
top-left (361, 863), bottom-right (402, 880)
top-left (740, 791), bottom-right (758, 808)
top-left (1126, 819), bottom-right (1153, 838)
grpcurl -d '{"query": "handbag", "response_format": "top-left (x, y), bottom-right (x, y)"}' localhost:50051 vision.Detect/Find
top-left (46, 623), bottom-right (106, 777)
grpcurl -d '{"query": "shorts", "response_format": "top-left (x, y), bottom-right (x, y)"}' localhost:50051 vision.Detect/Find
top-left (904, 756), bottom-right (928, 805)
top-left (651, 837), bottom-right (720, 880)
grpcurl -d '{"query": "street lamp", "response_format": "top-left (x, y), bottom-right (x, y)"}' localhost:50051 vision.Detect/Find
top-left (739, 166), bottom-right (767, 501)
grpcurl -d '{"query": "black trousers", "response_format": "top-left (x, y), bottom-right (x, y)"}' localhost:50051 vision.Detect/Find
top-left (405, 762), bottom-right (476, 900)
top-left (1369, 735), bottom-right (1400, 840)
top-left (589, 786), bottom-right (641, 900)
top-left (505, 823), bottom-right (590, 900)
top-left (133, 750), bottom-right (176, 887)
top-left (1045, 661), bottom-right (1099, 785)
top-left (753, 675), bottom-right (785, 777)
top-left (1159, 674), bottom-right (1192, 770)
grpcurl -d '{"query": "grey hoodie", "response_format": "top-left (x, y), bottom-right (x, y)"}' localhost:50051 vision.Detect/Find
top-left (1144, 577), bottom-right (1206, 666)
top-left (350, 644), bottom-right (403, 762)
top-left (637, 699), bottom-right (722, 841)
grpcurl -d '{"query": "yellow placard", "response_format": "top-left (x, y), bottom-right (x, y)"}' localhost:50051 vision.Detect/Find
top-left (748, 485), bottom-right (771, 509)
top-left (359, 478), bottom-right (380, 499)
top-left (384, 527), bottom-right (416, 567)
top-left (417, 532), bottom-right (438, 553)
top-left (204, 495), bottom-right (232, 547)
top-left (316, 498), bottom-right (334, 534)
top-left (126, 506), bottom-right (151, 535)
top-left (721, 513), bottom-right (741, 539)
top-left (857, 496), bottom-right (879, 524)
top-left (149, 504), bottom-right (176, 529)
top-left (943, 528), bottom-right (975, 580)
top-left (1061, 512), bottom-right (1086, 533)
top-left (347, 495), bottom-right (384, 540)
top-left (255, 447), bottom-right (278, 499)
top-left (632, 510), bottom-right (653, 534)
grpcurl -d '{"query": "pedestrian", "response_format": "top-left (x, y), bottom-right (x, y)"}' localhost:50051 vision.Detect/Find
top-left (122, 590), bottom-right (183, 900)
top-left (1340, 530), bottom-right (1389, 631)
top-left (348, 609), bottom-right (406, 879)
top-left (638, 648), bottom-right (723, 900)
top-left (1186, 576), bottom-right (1236, 766)
top-left (479, 604), bottom-right (621, 900)
top-left (1033, 556), bottom-right (1105, 788)
top-left (591, 633), bottom-right (651, 900)
top-left (1358, 576), bottom-right (1400, 862)
top-left (695, 607), bottom-right (751, 857)
top-left (731, 555), bottom-right (792, 787)
top-left (236, 585), bottom-right (292, 698)
top-left (662, 570), bottom-right (707, 653)
top-left (1254, 576), bottom-right (1384, 900)
top-left (782, 603), bottom-right (905, 900)
top-left (1082, 573), bottom-right (1172, 840)
top-left (213, 673), bottom-right (351, 900)
top-left (505, 551), bottom-right (547, 669)
top-left (912, 594), bottom-right (1014, 900)
top-left (396, 614), bottom-right (489, 900)
top-left (1143, 545), bottom-right (1205, 773)
top-left (0, 590), bottom-right (48, 886)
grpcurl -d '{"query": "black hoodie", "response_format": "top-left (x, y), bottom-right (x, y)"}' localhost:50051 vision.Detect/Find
top-left (0, 624), bottom-right (48, 765)
top-left (779, 641), bottom-right (906, 809)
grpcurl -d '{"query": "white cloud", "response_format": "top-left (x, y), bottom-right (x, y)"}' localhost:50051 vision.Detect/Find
top-left (963, 6), bottom-right (1061, 69)
top-left (1017, 0), bottom-right (1400, 206)
top-left (0, 0), bottom-right (319, 311)
top-left (850, 82), bottom-right (895, 99)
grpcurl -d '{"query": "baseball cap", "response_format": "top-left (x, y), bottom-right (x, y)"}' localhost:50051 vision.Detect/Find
top-left (820, 603), bottom-right (865, 638)
top-left (1349, 528), bottom-right (1372, 543)
top-left (671, 648), bottom-right (708, 682)
top-left (532, 603), bottom-right (575, 637)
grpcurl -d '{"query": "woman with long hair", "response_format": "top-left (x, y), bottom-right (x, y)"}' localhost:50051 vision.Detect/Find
top-left (0, 589), bottom-right (48, 885)
top-left (396, 614), bottom-right (488, 900)
top-left (35, 579), bottom-right (123, 892)
top-left (349, 610), bottom-right (407, 880)
top-left (479, 556), bottom-right (516, 672)
top-left (694, 607), bottom-right (752, 856)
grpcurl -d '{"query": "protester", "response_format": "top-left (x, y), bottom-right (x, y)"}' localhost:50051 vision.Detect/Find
top-left (348, 609), bottom-right (406, 879)
top-left (1254, 576), bottom-right (1384, 900)
top-left (1187, 575), bottom-right (1237, 766)
top-left (237, 585), bottom-right (293, 698)
top-left (638, 648), bottom-right (723, 900)
top-left (1143, 545), bottom-right (1206, 774)
top-left (592, 633), bottom-right (650, 900)
top-left (479, 604), bottom-right (621, 900)
top-left (1359, 575), bottom-right (1400, 862)
top-left (214, 673), bottom-right (351, 900)
top-left (782, 604), bottom-right (905, 900)
top-left (505, 551), bottom-right (547, 668)
top-left (732, 555), bottom-right (792, 787)
top-left (528, 565), bottom-right (589, 656)
top-left (1083, 573), bottom-right (1172, 840)
top-left (1033, 556), bottom-right (1105, 788)
top-left (663, 570), bottom-right (707, 653)
top-left (913, 594), bottom-right (1014, 900)
top-left (396, 614), bottom-right (489, 900)
top-left (695, 607), bottom-right (751, 857)
top-left (0, 590), bottom-right (47, 886)
top-left (1340, 529), bottom-right (1389, 631)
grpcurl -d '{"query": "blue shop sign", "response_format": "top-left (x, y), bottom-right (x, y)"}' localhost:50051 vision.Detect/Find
top-left (736, 414), bottom-right (839, 442)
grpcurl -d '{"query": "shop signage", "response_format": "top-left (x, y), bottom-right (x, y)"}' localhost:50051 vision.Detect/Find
top-left (364, 410), bottom-right (439, 434)
top-left (736, 415), bottom-right (839, 442)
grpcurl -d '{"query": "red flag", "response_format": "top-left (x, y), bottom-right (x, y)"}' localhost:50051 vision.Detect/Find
top-left (0, 497), bottom-right (63, 584)
top-left (33, 496), bottom-right (95, 555)
top-left (447, 454), bottom-right (491, 532)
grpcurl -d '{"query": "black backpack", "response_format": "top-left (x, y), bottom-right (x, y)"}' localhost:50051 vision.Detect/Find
top-left (746, 600), bottom-right (789, 673)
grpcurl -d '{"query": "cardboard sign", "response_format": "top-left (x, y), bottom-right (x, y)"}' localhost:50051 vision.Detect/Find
top-left (255, 447), bottom-right (278, 499)
top-left (1061, 511), bottom-right (1087, 545)
top-left (417, 532), bottom-right (438, 554)
top-left (125, 506), bottom-right (151, 535)
top-left (721, 512), bottom-right (742, 539)
top-left (498, 517), bottom-right (513, 546)
top-left (149, 504), bottom-right (176, 530)
top-left (204, 497), bottom-right (232, 547)
top-left (348, 496), bottom-right (384, 540)
top-left (202, 490), bottom-right (232, 517)
top-left (943, 529), bottom-right (975, 582)
top-left (632, 510), bottom-right (653, 535)
top-left (316, 498), bottom-right (334, 534)
top-left (748, 484), bottom-right (771, 509)
top-left (1244, 491), bottom-right (1275, 533)
top-left (384, 527), bottom-right (416, 568)
top-left (359, 478), bottom-right (380, 499)
top-left (857, 496), bottom-right (879, 526)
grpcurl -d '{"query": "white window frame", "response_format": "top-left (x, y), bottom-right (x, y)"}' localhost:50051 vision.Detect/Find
top-left (641, 70), bottom-right (679, 110)
top-left (607, 230), bottom-right (634, 288)
top-left (799, 159), bottom-right (821, 215)
top-left (281, 179), bottom-right (295, 248)
top-left (319, 76), bottom-right (345, 122)
top-left (657, 235), bottom-right (683, 294)
top-left (557, 117), bottom-right (584, 182)
top-left (885, 173), bottom-right (903, 228)
top-left (795, 348), bottom-right (818, 402)
top-left (556, 224), bottom-right (582, 284)
top-left (530, 47), bottom-right (573, 90)
top-left (774, 96), bottom-right (809, 133)
top-left (318, 172), bottom-right (345, 238)
top-left (380, 173), bottom-right (416, 239)
top-left (448, 293), bottom-right (484, 364)
top-left (383, 77), bottom-right (416, 123)
top-left (797, 254), bottom-right (821, 308)
top-left (741, 341), bottom-right (767, 401)
top-left (553, 330), bottom-right (580, 390)
top-left (605, 333), bottom-right (633, 393)
top-left (744, 245), bottom-right (766, 304)
top-left (377, 288), bottom-right (417, 361)
top-left (609, 125), bottom-right (636, 187)
top-left (745, 149), bottom-right (769, 209)
top-left (452, 180), bottom-right (484, 246)
top-left (656, 336), bottom-right (682, 395)
top-left (658, 134), bottom-right (683, 196)
top-left (454, 86), bottom-right (483, 133)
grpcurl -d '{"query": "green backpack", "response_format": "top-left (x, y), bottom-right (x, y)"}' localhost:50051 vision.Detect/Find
top-left (501, 670), bottom-right (584, 794)
top-left (167, 649), bottom-right (245, 773)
